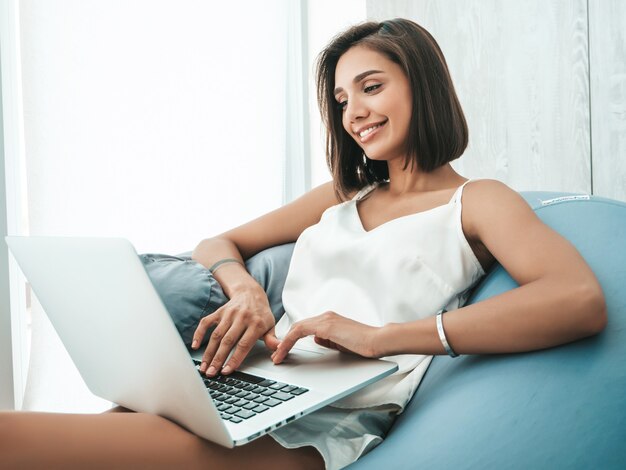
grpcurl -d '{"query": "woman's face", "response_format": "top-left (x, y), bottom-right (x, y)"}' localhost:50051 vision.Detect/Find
top-left (334, 45), bottom-right (413, 163)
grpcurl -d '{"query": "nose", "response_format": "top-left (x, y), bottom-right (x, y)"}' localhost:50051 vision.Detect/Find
top-left (344, 95), bottom-right (368, 123)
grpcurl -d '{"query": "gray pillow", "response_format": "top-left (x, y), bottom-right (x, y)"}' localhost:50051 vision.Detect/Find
top-left (140, 243), bottom-right (295, 348)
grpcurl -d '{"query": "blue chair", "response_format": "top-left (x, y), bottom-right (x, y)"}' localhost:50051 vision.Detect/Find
top-left (353, 192), bottom-right (626, 469)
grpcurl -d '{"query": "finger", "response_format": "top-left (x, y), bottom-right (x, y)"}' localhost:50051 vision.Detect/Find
top-left (205, 322), bottom-right (246, 376)
top-left (199, 316), bottom-right (234, 373)
top-left (263, 327), bottom-right (280, 351)
top-left (221, 328), bottom-right (262, 375)
top-left (191, 311), bottom-right (220, 350)
top-left (272, 321), bottom-right (317, 364)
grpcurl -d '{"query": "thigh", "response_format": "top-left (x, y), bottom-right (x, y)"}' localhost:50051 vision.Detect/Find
top-left (0, 410), bottom-right (323, 470)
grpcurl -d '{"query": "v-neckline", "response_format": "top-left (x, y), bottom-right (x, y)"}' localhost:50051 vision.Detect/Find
top-left (353, 182), bottom-right (467, 233)
top-left (354, 198), bottom-right (453, 233)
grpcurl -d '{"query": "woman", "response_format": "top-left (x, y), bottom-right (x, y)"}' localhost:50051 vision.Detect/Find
top-left (0, 19), bottom-right (606, 470)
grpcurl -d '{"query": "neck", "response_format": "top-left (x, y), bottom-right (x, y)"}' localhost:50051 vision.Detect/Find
top-left (384, 161), bottom-right (466, 195)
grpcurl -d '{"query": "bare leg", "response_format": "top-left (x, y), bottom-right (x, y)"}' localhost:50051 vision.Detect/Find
top-left (0, 410), bottom-right (323, 470)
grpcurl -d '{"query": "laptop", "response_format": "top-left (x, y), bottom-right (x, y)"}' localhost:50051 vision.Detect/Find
top-left (5, 236), bottom-right (398, 448)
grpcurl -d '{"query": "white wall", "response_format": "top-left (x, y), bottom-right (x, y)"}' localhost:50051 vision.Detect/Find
top-left (367, 0), bottom-right (626, 201)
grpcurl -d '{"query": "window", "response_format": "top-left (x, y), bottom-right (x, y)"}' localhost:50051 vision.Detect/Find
top-left (2, 0), bottom-right (365, 412)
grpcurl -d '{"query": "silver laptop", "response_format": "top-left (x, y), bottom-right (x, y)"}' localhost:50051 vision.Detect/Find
top-left (5, 236), bottom-right (397, 447)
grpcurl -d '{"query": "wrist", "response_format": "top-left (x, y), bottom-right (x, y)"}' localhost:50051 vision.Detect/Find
top-left (375, 323), bottom-right (401, 357)
top-left (376, 317), bottom-right (449, 357)
top-left (228, 280), bottom-right (267, 300)
top-left (212, 264), bottom-right (265, 300)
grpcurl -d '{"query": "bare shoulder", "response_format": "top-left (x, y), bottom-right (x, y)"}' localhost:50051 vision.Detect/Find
top-left (460, 179), bottom-right (588, 285)
top-left (463, 179), bottom-right (527, 207)
top-left (461, 179), bottom-right (535, 235)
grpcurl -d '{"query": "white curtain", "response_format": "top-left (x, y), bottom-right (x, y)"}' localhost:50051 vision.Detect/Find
top-left (19, 0), bottom-right (289, 412)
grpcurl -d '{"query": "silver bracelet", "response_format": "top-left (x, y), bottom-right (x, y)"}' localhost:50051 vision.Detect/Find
top-left (208, 258), bottom-right (244, 274)
top-left (436, 308), bottom-right (459, 358)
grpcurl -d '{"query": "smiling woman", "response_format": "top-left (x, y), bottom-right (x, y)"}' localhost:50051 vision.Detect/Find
top-left (317, 20), bottom-right (468, 199)
top-left (0, 15), bottom-right (606, 470)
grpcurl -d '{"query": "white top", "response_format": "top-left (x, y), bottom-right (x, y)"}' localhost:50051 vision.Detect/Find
top-left (275, 180), bottom-right (485, 410)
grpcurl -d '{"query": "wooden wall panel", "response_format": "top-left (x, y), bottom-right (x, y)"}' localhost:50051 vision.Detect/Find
top-left (589, 0), bottom-right (626, 202)
top-left (367, 0), bottom-right (591, 194)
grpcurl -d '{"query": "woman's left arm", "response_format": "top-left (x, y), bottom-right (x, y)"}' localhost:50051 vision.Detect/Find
top-left (272, 180), bottom-right (607, 363)
top-left (380, 180), bottom-right (607, 357)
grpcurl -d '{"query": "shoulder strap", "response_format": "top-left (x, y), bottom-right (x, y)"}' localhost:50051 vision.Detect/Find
top-left (449, 179), bottom-right (472, 204)
top-left (351, 183), bottom-right (378, 201)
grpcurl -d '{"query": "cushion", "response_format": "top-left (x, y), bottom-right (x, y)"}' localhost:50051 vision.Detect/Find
top-left (141, 243), bottom-right (294, 347)
top-left (353, 193), bottom-right (626, 468)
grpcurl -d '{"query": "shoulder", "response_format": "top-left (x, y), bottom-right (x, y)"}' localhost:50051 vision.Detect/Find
top-left (463, 178), bottom-right (520, 200)
top-left (462, 179), bottom-right (531, 214)
top-left (461, 179), bottom-right (538, 239)
top-left (460, 179), bottom-right (556, 273)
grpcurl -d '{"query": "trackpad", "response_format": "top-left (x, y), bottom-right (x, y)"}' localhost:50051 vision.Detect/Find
top-left (243, 344), bottom-right (325, 371)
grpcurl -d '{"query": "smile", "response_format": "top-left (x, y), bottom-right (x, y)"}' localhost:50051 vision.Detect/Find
top-left (356, 120), bottom-right (387, 142)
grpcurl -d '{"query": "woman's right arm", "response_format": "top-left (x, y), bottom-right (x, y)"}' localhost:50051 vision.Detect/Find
top-left (190, 181), bottom-right (341, 376)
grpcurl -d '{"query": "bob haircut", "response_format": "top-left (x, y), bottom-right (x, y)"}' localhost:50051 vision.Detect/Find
top-left (316, 18), bottom-right (469, 199)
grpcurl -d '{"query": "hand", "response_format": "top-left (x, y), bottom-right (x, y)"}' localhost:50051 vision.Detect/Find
top-left (191, 286), bottom-right (280, 376)
top-left (271, 311), bottom-right (382, 364)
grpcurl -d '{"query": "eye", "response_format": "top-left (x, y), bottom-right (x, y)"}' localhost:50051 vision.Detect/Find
top-left (336, 100), bottom-right (348, 111)
top-left (364, 84), bottom-right (381, 93)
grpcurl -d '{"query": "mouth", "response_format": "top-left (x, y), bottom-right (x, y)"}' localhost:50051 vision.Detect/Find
top-left (355, 120), bottom-right (387, 142)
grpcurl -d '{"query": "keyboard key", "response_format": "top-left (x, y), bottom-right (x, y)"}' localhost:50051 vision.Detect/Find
top-left (228, 371), bottom-right (265, 384)
top-left (269, 382), bottom-right (288, 390)
top-left (271, 391), bottom-right (295, 401)
top-left (234, 409), bottom-right (256, 419)
top-left (201, 368), bottom-right (305, 424)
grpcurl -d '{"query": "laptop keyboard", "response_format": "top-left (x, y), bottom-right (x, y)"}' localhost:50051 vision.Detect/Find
top-left (193, 360), bottom-right (309, 424)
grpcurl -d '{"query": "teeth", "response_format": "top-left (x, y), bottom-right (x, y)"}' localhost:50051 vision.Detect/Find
top-left (359, 123), bottom-right (382, 138)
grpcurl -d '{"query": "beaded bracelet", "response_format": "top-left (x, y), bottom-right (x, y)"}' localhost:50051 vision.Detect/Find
top-left (436, 308), bottom-right (459, 358)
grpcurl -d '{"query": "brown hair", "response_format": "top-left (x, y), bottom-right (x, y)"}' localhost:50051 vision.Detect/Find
top-left (316, 18), bottom-right (468, 199)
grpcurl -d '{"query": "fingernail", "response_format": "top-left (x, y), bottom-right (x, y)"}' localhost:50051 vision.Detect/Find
top-left (200, 362), bottom-right (207, 372)
top-left (207, 366), bottom-right (216, 376)
top-left (221, 365), bottom-right (232, 375)
top-left (192, 340), bottom-right (198, 349)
